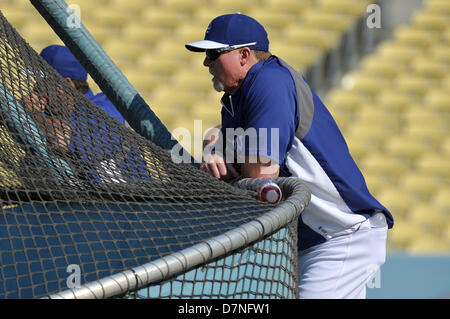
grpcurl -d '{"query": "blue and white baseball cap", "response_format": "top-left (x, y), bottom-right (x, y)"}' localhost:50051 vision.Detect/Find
top-left (185, 13), bottom-right (269, 52)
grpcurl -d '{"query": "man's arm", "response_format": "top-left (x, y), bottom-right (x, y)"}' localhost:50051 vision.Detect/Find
top-left (240, 155), bottom-right (279, 178)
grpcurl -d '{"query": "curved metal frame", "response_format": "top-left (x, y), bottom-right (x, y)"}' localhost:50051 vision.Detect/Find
top-left (46, 178), bottom-right (310, 299)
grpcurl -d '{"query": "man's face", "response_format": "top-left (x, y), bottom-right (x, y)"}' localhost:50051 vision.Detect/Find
top-left (203, 49), bottom-right (243, 94)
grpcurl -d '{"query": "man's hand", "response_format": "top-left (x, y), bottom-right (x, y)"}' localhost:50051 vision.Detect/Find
top-left (200, 153), bottom-right (239, 180)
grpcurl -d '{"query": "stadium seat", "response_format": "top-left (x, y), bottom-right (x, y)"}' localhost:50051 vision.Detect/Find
top-left (265, 0), bottom-right (312, 15)
top-left (394, 74), bottom-right (435, 97)
top-left (137, 55), bottom-right (179, 79)
top-left (431, 44), bottom-right (450, 65)
top-left (375, 188), bottom-right (418, 218)
top-left (376, 90), bottom-right (413, 112)
top-left (302, 10), bottom-right (355, 33)
top-left (426, 0), bottom-right (450, 14)
top-left (142, 8), bottom-right (185, 29)
top-left (360, 153), bottom-right (407, 180)
top-left (212, 0), bottom-right (254, 14)
top-left (270, 43), bottom-right (322, 72)
top-left (412, 10), bottom-right (448, 32)
top-left (408, 234), bottom-right (449, 254)
top-left (376, 42), bottom-right (420, 66)
top-left (317, 0), bottom-right (369, 17)
top-left (409, 203), bottom-right (448, 234)
top-left (431, 189), bottom-right (450, 214)
top-left (411, 56), bottom-right (447, 80)
top-left (360, 56), bottom-right (398, 80)
top-left (171, 69), bottom-right (212, 94)
top-left (344, 72), bottom-right (391, 98)
top-left (399, 173), bottom-right (442, 200)
top-left (355, 107), bottom-right (400, 131)
top-left (110, 0), bottom-right (155, 16)
top-left (95, 8), bottom-right (131, 29)
top-left (1, 8), bottom-right (33, 29)
top-left (122, 23), bottom-right (165, 46)
top-left (161, 0), bottom-right (204, 15)
top-left (393, 26), bottom-right (435, 49)
top-left (415, 153), bottom-right (450, 179)
top-left (404, 124), bottom-right (445, 148)
top-left (282, 26), bottom-right (339, 52)
top-left (388, 219), bottom-right (422, 250)
top-left (442, 136), bottom-right (450, 157)
top-left (247, 9), bottom-right (294, 34)
top-left (385, 135), bottom-right (431, 163)
top-left (403, 105), bottom-right (443, 128)
top-left (425, 89), bottom-right (450, 112)
top-left (123, 70), bottom-right (159, 94)
top-left (326, 89), bottom-right (364, 112)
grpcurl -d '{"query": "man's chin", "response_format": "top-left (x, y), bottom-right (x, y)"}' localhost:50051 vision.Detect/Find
top-left (213, 80), bottom-right (225, 92)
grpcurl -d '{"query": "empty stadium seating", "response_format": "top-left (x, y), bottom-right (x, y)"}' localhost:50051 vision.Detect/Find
top-left (1, 0), bottom-right (448, 254)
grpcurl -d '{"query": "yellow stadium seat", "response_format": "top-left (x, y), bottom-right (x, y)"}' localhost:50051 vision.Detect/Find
top-left (123, 70), bottom-right (159, 94)
top-left (270, 43), bottom-right (322, 72)
top-left (317, 0), bottom-right (368, 17)
top-left (426, 0), bottom-right (450, 14)
top-left (348, 73), bottom-right (391, 97)
top-left (151, 87), bottom-right (198, 112)
top-left (265, 0), bottom-right (312, 14)
top-left (95, 8), bottom-right (131, 29)
top-left (425, 89), bottom-right (450, 111)
top-left (161, 0), bottom-right (204, 14)
top-left (403, 106), bottom-right (443, 127)
top-left (388, 219), bottom-right (422, 250)
top-left (110, 0), bottom-right (155, 15)
top-left (154, 40), bottom-right (192, 62)
top-left (395, 74), bottom-right (435, 97)
top-left (431, 44), bottom-right (450, 65)
top-left (431, 189), bottom-right (450, 214)
top-left (213, 0), bottom-right (254, 14)
top-left (442, 136), bottom-right (450, 156)
top-left (247, 9), bottom-right (294, 32)
top-left (442, 76), bottom-right (450, 91)
top-left (408, 235), bottom-right (449, 254)
top-left (360, 153), bottom-right (407, 180)
top-left (376, 89), bottom-right (413, 112)
top-left (363, 172), bottom-right (390, 194)
top-left (411, 56), bottom-right (447, 80)
top-left (326, 89), bottom-right (364, 112)
top-left (393, 26), bottom-right (435, 49)
top-left (355, 107), bottom-right (400, 131)
top-left (142, 8), bottom-right (185, 29)
top-left (404, 124), bottom-right (445, 148)
top-left (376, 41), bottom-right (420, 65)
top-left (409, 203), bottom-right (448, 234)
top-left (137, 55), bottom-right (179, 78)
top-left (1, 8), bottom-right (33, 29)
top-left (376, 188), bottom-right (418, 218)
top-left (385, 135), bottom-right (431, 163)
top-left (412, 10), bottom-right (448, 32)
top-left (171, 69), bottom-right (212, 94)
top-left (122, 23), bottom-right (165, 46)
top-left (302, 10), bottom-right (355, 33)
top-left (399, 173), bottom-right (442, 200)
top-left (416, 153), bottom-right (450, 179)
top-left (102, 40), bottom-right (144, 66)
top-left (360, 56), bottom-right (398, 80)
top-left (282, 26), bottom-right (339, 51)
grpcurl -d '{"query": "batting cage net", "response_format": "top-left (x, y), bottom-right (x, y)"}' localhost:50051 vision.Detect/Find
top-left (0, 11), bottom-right (310, 299)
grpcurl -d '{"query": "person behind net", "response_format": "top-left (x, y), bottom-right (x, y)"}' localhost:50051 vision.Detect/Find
top-left (185, 13), bottom-right (394, 299)
top-left (22, 45), bottom-right (149, 184)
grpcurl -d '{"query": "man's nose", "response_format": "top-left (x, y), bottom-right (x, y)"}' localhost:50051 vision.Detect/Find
top-left (203, 56), bottom-right (211, 67)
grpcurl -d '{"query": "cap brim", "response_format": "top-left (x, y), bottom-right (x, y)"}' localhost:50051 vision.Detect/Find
top-left (185, 40), bottom-right (229, 52)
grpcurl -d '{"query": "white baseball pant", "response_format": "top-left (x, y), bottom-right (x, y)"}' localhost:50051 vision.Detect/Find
top-left (298, 212), bottom-right (388, 299)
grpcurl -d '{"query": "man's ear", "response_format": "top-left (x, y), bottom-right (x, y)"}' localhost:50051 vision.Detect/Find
top-left (240, 47), bottom-right (252, 66)
top-left (65, 77), bottom-right (76, 88)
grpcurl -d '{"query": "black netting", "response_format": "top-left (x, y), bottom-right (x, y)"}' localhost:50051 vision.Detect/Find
top-left (0, 11), bottom-right (300, 299)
